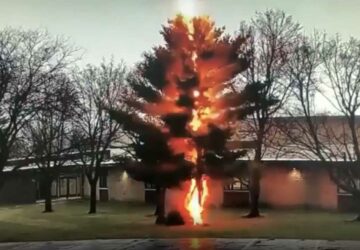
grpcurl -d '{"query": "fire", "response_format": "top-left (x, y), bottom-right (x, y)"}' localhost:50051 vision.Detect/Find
top-left (189, 110), bottom-right (201, 131)
top-left (167, 138), bottom-right (198, 164)
top-left (180, 12), bottom-right (213, 225)
top-left (189, 107), bottom-right (218, 133)
top-left (193, 90), bottom-right (200, 98)
top-left (119, 8), bottom-right (251, 227)
top-left (187, 146), bottom-right (198, 163)
top-left (155, 15), bottom-right (238, 226)
top-left (185, 177), bottom-right (208, 225)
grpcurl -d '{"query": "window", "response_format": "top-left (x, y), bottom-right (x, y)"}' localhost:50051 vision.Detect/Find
top-left (59, 178), bottom-right (67, 196)
top-left (99, 175), bottom-right (108, 189)
top-left (338, 179), bottom-right (360, 195)
top-left (68, 178), bottom-right (78, 195)
top-left (224, 177), bottom-right (249, 191)
top-left (145, 183), bottom-right (157, 190)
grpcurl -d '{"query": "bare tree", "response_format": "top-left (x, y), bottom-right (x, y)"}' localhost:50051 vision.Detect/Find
top-left (0, 28), bottom-right (78, 187)
top-left (71, 61), bottom-right (127, 214)
top-left (280, 35), bottom-right (360, 220)
top-left (24, 74), bottom-right (78, 212)
top-left (236, 10), bottom-right (301, 217)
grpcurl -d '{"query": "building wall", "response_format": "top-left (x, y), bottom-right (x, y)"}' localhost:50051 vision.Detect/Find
top-left (108, 169), bottom-right (144, 201)
top-left (0, 174), bottom-right (36, 204)
top-left (206, 179), bottom-right (224, 207)
top-left (163, 164), bottom-right (338, 210)
top-left (83, 168), bottom-right (144, 202)
top-left (143, 165), bottom-right (339, 211)
top-left (260, 165), bottom-right (337, 210)
top-left (338, 194), bottom-right (359, 212)
top-left (82, 164), bottom-right (340, 211)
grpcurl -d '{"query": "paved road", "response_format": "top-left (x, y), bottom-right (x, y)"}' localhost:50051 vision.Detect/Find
top-left (1, 238), bottom-right (360, 250)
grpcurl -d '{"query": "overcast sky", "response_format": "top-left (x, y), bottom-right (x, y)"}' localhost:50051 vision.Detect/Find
top-left (0, 0), bottom-right (359, 67)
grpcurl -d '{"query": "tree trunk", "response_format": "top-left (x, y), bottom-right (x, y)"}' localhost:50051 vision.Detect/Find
top-left (196, 174), bottom-right (203, 205)
top-left (88, 181), bottom-right (97, 214)
top-left (245, 124), bottom-right (264, 218)
top-left (154, 186), bottom-right (160, 216)
top-left (245, 160), bottom-right (261, 218)
top-left (43, 179), bottom-right (53, 213)
top-left (0, 147), bottom-right (9, 191)
top-left (353, 197), bottom-right (360, 221)
top-left (155, 187), bottom-right (166, 225)
top-left (81, 172), bottom-right (85, 197)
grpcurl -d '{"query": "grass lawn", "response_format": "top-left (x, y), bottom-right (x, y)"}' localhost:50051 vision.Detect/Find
top-left (0, 200), bottom-right (359, 242)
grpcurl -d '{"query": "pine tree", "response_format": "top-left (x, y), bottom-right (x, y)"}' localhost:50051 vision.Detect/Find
top-left (110, 16), bottom-right (267, 225)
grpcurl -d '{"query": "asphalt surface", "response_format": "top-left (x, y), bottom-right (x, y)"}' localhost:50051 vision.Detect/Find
top-left (1, 238), bottom-right (360, 250)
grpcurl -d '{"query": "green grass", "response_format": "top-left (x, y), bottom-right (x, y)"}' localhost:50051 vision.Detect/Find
top-left (0, 200), bottom-right (359, 242)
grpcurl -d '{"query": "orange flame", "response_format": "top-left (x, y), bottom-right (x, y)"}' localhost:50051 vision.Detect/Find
top-left (167, 16), bottom-right (235, 226)
top-left (185, 177), bottom-right (208, 225)
top-left (189, 110), bottom-right (202, 132)
top-left (189, 107), bottom-right (218, 133)
top-left (183, 17), bottom-right (211, 225)
top-left (187, 146), bottom-right (198, 163)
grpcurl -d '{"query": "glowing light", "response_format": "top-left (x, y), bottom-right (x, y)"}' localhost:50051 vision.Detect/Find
top-left (189, 107), bottom-right (217, 132)
top-left (191, 52), bottom-right (198, 64)
top-left (178, 0), bottom-right (197, 17)
top-left (186, 146), bottom-right (198, 163)
top-left (121, 171), bottom-right (128, 181)
top-left (193, 90), bottom-right (200, 98)
top-left (289, 168), bottom-right (302, 181)
top-left (189, 110), bottom-right (201, 131)
top-left (185, 177), bottom-right (208, 225)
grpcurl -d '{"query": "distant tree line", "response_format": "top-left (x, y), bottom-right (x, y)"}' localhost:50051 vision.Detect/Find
top-left (0, 29), bottom-right (128, 213)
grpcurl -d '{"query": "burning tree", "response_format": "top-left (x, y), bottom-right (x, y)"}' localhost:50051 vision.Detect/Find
top-left (110, 15), bottom-right (265, 225)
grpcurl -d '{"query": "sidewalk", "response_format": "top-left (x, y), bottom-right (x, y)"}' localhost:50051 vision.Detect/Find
top-left (1, 238), bottom-right (360, 250)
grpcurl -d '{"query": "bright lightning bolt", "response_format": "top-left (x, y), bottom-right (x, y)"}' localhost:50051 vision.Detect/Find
top-left (178, 0), bottom-right (197, 17)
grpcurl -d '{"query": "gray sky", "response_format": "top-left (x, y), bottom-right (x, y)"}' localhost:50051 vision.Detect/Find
top-left (1, 0), bottom-right (359, 67)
